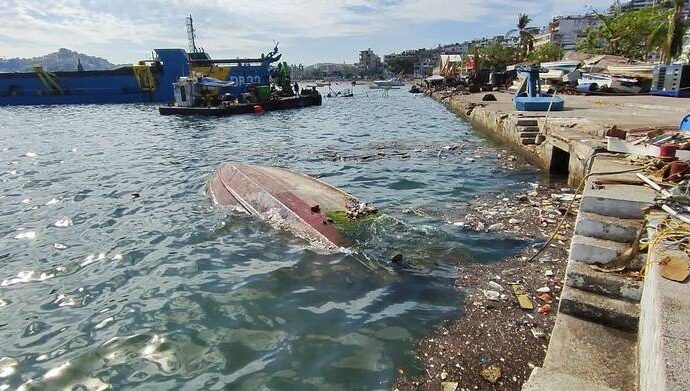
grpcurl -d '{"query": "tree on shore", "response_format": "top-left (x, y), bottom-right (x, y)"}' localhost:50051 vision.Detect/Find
top-left (576, 4), bottom-right (673, 61)
top-left (507, 14), bottom-right (535, 61)
top-left (527, 43), bottom-right (564, 63)
top-left (479, 42), bottom-right (517, 71)
top-left (647, 0), bottom-right (688, 63)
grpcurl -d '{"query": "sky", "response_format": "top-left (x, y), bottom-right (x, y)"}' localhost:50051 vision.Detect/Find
top-left (0, 0), bottom-right (614, 65)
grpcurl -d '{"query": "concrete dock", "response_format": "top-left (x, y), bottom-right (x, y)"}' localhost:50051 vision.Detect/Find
top-left (425, 88), bottom-right (690, 391)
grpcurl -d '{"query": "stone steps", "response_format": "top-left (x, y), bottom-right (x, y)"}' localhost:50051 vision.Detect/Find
top-left (559, 286), bottom-right (639, 331)
top-left (565, 261), bottom-right (643, 302)
top-left (580, 183), bottom-right (655, 220)
top-left (516, 118), bottom-right (538, 127)
top-left (569, 234), bottom-right (630, 265)
top-left (523, 313), bottom-right (638, 391)
top-left (575, 211), bottom-right (643, 243)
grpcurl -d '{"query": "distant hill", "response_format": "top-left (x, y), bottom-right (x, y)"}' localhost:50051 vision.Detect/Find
top-left (0, 48), bottom-right (120, 72)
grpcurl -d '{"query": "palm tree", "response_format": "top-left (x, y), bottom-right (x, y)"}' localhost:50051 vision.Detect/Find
top-left (648, 0), bottom-right (688, 63)
top-left (507, 14), bottom-right (535, 61)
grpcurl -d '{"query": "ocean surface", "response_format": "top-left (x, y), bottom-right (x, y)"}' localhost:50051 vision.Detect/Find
top-left (0, 87), bottom-right (541, 390)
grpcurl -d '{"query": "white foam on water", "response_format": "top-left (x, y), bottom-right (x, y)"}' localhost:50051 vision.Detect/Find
top-left (54, 294), bottom-right (76, 307)
top-left (53, 243), bottom-right (67, 250)
top-left (14, 230), bottom-right (36, 240)
top-left (20, 198), bottom-right (31, 204)
top-left (24, 152), bottom-right (37, 158)
top-left (54, 218), bottom-right (73, 228)
top-left (80, 253), bottom-right (106, 267)
top-left (1, 270), bottom-right (55, 287)
top-left (0, 299), bottom-right (7, 308)
top-left (94, 317), bottom-right (114, 330)
top-left (112, 253), bottom-right (123, 261)
top-left (0, 357), bottom-right (18, 378)
top-left (45, 198), bottom-right (59, 206)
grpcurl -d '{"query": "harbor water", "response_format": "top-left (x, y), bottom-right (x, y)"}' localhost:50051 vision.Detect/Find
top-left (0, 87), bottom-right (541, 390)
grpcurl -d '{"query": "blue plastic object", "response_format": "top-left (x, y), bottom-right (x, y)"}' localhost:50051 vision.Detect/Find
top-left (513, 66), bottom-right (565, 112)
top-left (681, 113), bottom-right (690, 132)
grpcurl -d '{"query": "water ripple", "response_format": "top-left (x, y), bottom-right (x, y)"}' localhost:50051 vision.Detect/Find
top-left (0, 89), bottom-right (540, 389)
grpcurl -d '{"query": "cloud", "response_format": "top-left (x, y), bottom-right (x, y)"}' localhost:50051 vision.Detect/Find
top-left (0, 0), bottom-right (617, 63)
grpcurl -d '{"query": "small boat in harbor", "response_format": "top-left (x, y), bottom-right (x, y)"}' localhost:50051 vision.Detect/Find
top-left (373, 72), bottom-right (405, 88)
top-left (159, 56), bottom-right (322, 116)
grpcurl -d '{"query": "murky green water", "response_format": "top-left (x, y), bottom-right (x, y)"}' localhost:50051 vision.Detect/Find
top-left (0, 87), bottom-right (540, 390)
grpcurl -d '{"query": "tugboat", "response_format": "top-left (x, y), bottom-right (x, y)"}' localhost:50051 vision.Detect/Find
top-left (158, 47), bottom-right (322, 116)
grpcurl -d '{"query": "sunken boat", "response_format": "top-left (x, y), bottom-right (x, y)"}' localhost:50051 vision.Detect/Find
top-left (206, 163), bottom-right (376, 252)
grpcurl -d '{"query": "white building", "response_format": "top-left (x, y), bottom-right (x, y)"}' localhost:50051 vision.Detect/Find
top-left (534, 15), bottom-right (600, 51)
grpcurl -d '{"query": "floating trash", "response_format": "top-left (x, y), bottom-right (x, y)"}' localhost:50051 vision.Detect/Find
top-left (54, 218), bottom-right (73, 228)
top-left (14, 230), bottom-right (37, 240)
top-left (45, 198), bottom-right (59, 206)
top-left (24, 152), bottom-right (37, 157)
top-left (53, 243), bottom-right (67, 250)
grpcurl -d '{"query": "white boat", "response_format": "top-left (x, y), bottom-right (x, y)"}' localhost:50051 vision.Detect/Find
top-left (606, 64), bottom-right (655, 79)
top-left (541, 60), bottom-right (582, 73)
top-left (373, 78), bottom-right (405, 87)
top-left (369, 85), bottom-right (402, 90)
top-left (578, 73), bottom-right (642, 94)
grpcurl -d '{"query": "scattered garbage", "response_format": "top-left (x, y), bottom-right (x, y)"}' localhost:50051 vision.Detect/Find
top-left (531, 327), bottom-right (546, 339)
top-left (511, 284), bottom-right (534, 310)
top-left (488, 281), bottom-right (504, 291)
top-left (483, 290), bottom-right (501, 301)
top-left (480, 365), bottom-right (502, 383)
top-left (660, 255), bottom-right (690, 282)
top-left (441, 382), bottom-right (459, 391)
top-left (536, 286), bottom-right (551, 293)
top-left (537, 304), bottom-right (552, 315)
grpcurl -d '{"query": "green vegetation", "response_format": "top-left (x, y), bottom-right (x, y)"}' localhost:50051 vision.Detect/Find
top-left (507, 14), bottom-right (536, 61)
top-left (527, 43), bottom-right (564, 63)
top-left (576, 3), bottom-right (687, 62)
top-left (325, 210), bottom-right (381, 235)
top-left (479, 42), bottom-right (517, 71)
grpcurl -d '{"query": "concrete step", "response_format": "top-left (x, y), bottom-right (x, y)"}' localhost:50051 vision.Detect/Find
top-left (519, 131), bottom-right (541, 138)
top-left (569, 234), bottom-right (630, 265)
top-left (575, 212), bottom-right (643, 243)
top-left (580, 183), bottom-right (655, 220)
top-left (522, 367), bottom-right (615, 391)
top-left (516, 119), bottom-right (539, 126)
top-left (565, 261), bottom-right (643, 302)
top-left (559, 286), bottom-right (639, 331)
top-left (521, 139), bottom-right (537, 145)
top-left (536, 313), bottom-right (638, 390)
top-left (518, 125), bottom-right (541, 132)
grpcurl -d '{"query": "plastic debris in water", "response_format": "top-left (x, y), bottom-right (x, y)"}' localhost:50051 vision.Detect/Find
top-left (14, 230), bottom-right (36, 240)
top-left (54, 218), bottom-right (73, 228)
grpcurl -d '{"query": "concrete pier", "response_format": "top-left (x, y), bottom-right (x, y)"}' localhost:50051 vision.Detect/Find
top-left (428, 90), bottom-right (688, 187)
top-left (425, 88), bottom-right (690, 390)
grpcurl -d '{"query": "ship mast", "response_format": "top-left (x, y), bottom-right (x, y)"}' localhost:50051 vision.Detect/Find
top-left (186, 15), bottom-right (198, 53)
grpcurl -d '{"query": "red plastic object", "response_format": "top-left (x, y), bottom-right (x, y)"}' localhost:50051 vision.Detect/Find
top-left (253, 105), bottom-right (264, 113)
top-left (659, 143), bottom-right (678, 158)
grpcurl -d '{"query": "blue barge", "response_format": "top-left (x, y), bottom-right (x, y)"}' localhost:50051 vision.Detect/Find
top-left (0, 16), bottom-right (283, 107)
top-left (0, 49), bottom-right (190, 106)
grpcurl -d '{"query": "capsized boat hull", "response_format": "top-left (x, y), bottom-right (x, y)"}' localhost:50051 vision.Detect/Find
top-left (207, 163), bottom-right (356, 251)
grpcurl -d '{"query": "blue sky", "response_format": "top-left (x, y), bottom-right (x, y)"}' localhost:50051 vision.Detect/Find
top-left (0, 0), bottom-right (613, 65)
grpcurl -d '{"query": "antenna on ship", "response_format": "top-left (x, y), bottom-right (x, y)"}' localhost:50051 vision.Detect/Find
top-left (186, 14), bottom-right (198, 53)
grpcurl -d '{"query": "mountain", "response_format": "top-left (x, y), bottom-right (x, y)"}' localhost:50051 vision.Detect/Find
top-left (0, 48), bottom-right (119, 72)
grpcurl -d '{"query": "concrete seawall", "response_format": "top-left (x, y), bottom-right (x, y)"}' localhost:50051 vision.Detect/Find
top-left (423, 87), bottom-right (690, 390)
top-left (427, 90), bottom-right (688, 187)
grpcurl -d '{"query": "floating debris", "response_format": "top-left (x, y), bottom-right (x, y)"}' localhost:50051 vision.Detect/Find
top-left (14, 230), bottom-right (36, 240)
top-left (54, 218), bottom-right (73, 228)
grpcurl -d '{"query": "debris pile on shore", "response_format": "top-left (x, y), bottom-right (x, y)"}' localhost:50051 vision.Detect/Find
top-left (393, 182), bottom-right (578, 391)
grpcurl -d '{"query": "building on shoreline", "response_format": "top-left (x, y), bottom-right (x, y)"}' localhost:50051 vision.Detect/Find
top-left (357, 48), bottom-right (382, 78)
top-left (534, 14), bottom-right (600, 51)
